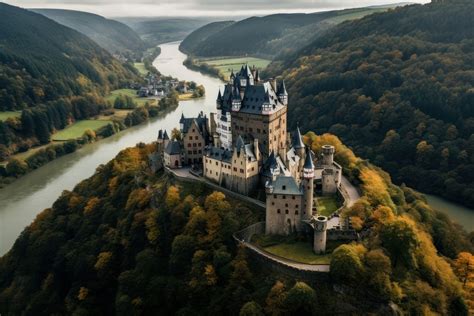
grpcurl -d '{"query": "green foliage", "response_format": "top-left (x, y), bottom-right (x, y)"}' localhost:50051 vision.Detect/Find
top-left (272, 1), bottom-right (474, 208)
top-left (181, 6), bottom-right (395, 59)
top-left (239, 301), bottom-right (264, 316)
top-left (32, 9), bottom-right (146, 58)
top-left (5, 158), bottom-right (28, 177)
top-left (113, 94), bottom-right (136, 110)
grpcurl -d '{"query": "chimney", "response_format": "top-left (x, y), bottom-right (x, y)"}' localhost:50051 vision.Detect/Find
top-left (254, 138), bottom-right (260, 162)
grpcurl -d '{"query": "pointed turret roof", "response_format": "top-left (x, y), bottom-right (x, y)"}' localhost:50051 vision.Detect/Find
top-left (180, 113), bottom-right (185, 123)
top-left (304, 148), bottom-right (314, 169)
top-left (292, 125), bottom-right (304, 149)
top-left (236, 135), bottom-right (245, 153)
top-left (158, 129), bottom-right (163, 140)
top-left (277, 80), bottom-right (288, 96)
top-left (163, 130), bottom-right (169, 140)
top-left (217, 89), bottom-right (222, 101)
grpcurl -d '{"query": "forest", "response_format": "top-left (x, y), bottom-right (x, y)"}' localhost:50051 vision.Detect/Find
top-left (179, 6), bottom-right (394, 59)
top-left (0, 133), bottom-right (472, 315)
top-left (268, 0), bottom-right (474, 207)
top-left (0, 3), bottom-right (141, 161)
top-left (32, 9), bottom-right (147, 59)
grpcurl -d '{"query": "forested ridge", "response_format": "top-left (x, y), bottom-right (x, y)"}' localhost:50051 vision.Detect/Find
top-left (268, 0), bottom-right (474, 207)
top-left (32, 9), bottom-right (147, 58)
top-left (0, 3), bottom-right (140, 161)
top-left (0, 134), bottom-right (472, 315)
top-left (180, 6), bottom-right (395, 59)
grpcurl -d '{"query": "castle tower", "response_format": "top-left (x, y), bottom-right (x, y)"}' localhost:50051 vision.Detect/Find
top-left (163, 130), bottom-right (170, 150)
top-left (321, 145), bottom-right (335, 166)
top-left (157, 129), bottom-right (164, 153)
top-left (293, 126), bottom-right (305, 171)
top-left (277, 80), bottom-right (288, 106)
top-left (302, 148), bottom-right (315, 220)
top-left (216, 89), bottom-right (223, 110)
top-left (313, 216), bottom-right (328, 254)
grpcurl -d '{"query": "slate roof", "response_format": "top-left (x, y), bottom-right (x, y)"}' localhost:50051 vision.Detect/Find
top-left (235, 135), bottom-right (257, 161)
top-left (180, 112), bottom-right (209, 141)
top-left (292, 126), bottom-right (304, 149)
top-left (270, 176), bottom-right (302, 196)
top-left (165, 141), bottom-right (181, 155)
top-left (304, 149), bottom-right (315, 169)
top-left (205, 146), bottom-right (232, 163)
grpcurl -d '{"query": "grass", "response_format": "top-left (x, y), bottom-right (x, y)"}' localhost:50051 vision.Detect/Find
top-left (0, 111), bottom-right (21, 121)
top-left (196, 56), bottom-right (271, 80)
top-left (52, 120), bottom-right (111, 141)
top-left (133, 62), bottom-right (148, 76)
top-left (106, 89), bottom-right (157, 107)
top-left (264, 242), bottom-right (332, 264)
top-left (316, 196), bottom-right (341, 216)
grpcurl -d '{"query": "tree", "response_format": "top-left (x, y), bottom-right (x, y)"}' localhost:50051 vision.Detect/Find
top-left (6, 158), bottom-right (28, 177)
top-left (265, 281), bottom-right (287, 316)
top-left (331, 244), bottom-right (366, 283)
top-left (453, 252), bottom-right (474, 288)
top-left (282, 282), bottom-right (316, 316)
top-left (171, 128), bottom-right (182, 141)
top-left (380, 219), bottom-right (420, 268)
top-left (239, 301), bottom-right (264, 316)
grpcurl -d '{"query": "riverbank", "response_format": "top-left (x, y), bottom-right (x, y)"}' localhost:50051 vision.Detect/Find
top-left (0, 42), bottom-right (222, 255)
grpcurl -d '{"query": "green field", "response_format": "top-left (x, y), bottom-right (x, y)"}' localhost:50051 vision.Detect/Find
top-left (0, 111), bottom-right (21, 121)
top-left (264, 242), bottom-right (332, 264)
top-left (106, 88), bottom-right (155, 107)
top-left (316, 196), bottom-right (341, 216)
top-left (52, 120), bottom-right (110, 141)
top-left (196, 57), bottom-right (271, 80)
top-left (133, 62), bottom-right (148, 76)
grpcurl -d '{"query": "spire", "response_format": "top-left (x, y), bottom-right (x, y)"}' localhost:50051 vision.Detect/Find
top-left (304, 148), bottom-right (314, 170)
top-left (217, 89), bottom-right (222, 101)
top-left (163, 130), bottom-right (169, 140)
top-left (180, 113), bottom-right (185, 123)
top-left (278, 80), bottom-right (288, 96)
top-left (292, 124), bottom-right (304, 149)
top-left (236, 135), bottom-right (245, 153)
top-left (158, 129), bottom-right (163, 140)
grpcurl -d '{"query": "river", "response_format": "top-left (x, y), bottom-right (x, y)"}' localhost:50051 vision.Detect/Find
top-left (0, 42), bottom-right (223, 255)
top-left (0, 42), bottom-right (472, 256)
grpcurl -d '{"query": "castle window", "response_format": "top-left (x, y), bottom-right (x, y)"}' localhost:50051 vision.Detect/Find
top-left (277, 209), bottom-right (281, 214)
top-left (285, 210), bottom-right (289, 214)
top-left (240, 169), bottom-right (244, 173)
top-left (292, 196), bottom-right (295, 200)
top-left (189, 136), bottom-right (192, 140)
top-left (272, 202), bottom-right (275, 205)
top-left (188, 151), bottom-right (192, 154)
top-left (188, 144), bottom-right (191, 147)
top-left (193, 143), bottom-right (196, 147)
top-left (233, 167), bottom-right (237, 171)
top-left (216, 162), bottom-right (218, 166)
top-left (285, 203), bottom-right (288, 207)
top-left (198, 143), bottom-right (202, 146)
top-left (282, 185), bottom-right (286, 190)
top-left (257, 128), bottom-right (261, 133)
top-left (198, 150), bottom-right (202, 154)
top-left (252, 167), bottom-right (255, 171)
top-left (273, 195), bottom-right (277, 199)
top-left (295, 211), bottom-right (299, 215)
top-left (282, 196), bottom-right (286, 199)
top-left (192, 129), bottom-right (195, 132)
top-left (296, 205), bottom-right (299, 208)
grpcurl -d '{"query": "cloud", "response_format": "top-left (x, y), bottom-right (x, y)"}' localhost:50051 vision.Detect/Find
top-left (4, 0), bottom-right (429, 17)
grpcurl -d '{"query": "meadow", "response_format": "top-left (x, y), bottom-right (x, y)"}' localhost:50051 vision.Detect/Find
top-left (0, 111), bottom-right (21, 121)
top-left (52, 120), bottom-right (111, 141)
top-left (106, 88), bottom-right (157, 107)
top-left (196, 56), bottom-right (271, 80)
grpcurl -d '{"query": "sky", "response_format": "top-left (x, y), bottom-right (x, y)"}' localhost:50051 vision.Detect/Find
top-left (5, 0), bottom-right (430, 17)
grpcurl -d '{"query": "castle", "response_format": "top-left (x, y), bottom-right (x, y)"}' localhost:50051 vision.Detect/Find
top-left (157, 65), bottom-right (343, 254)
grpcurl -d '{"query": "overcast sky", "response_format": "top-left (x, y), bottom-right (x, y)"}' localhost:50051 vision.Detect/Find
top-left (5, 0), bottom-right (430, 17)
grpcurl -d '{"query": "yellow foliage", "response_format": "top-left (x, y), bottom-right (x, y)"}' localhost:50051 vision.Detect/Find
top-left (94, 251), bottom-right (112, 271)
top-left (351, 216), bottom-right (364, 231)
top-left (76, 74), bottom-right (92, 88)
top-left (204, 264), bottom-right (218, 286)
top-left (84, 197), bottom-right (100, 215)
top-left (204, 191), bottom-right (230, 213)
top-left (305, 132), bottom-right (359, 169)
top-left (108, 176), bottom-right (119, 193)
top-left (69, 194), bottom-right (83, 209)
top-left (359, 167), bottom-right (395, 210)
top-left (77, 287), bottom-right (89, 301)
top-left (126, 188), bottom-right (151, 211)
top-left (165, 186), bottom-right (181, 208)
top-left (145, 210), bottom-right (160, 246)
top-left (372, 205), bottom-right (395, 224)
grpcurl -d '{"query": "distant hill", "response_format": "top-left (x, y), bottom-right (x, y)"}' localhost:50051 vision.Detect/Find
top-left (267, 1), bottom-right (474, 207)
top-left (180, 21), bottom-right (234, 54)
top-left (0, 3), bottom-right (138, 110)
top-left (120, 18), bottom-right (215, 47)
top-left (180, 6), bottom-right (401, 59)
top-left (32, 9), bottom-right (147, 58)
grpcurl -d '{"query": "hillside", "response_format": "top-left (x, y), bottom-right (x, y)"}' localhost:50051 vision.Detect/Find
top-left (0, 135), bottom-right (472, 314)
top-left (121, 18), bottom-right (214, 47)
top-left (0, 3), bottom-right (138, 111)
top-left (32, 9), bottom-right (147, 58)
top-left (268, 1), bottom-right (474, 208)
top-left (180, 21), bottom-right (235, 54)
top-left (180, 6), bottom-right (398, 59)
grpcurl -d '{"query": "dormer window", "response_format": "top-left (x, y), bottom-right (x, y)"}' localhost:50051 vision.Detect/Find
top-left (282, 185), bottom-right (286, 190)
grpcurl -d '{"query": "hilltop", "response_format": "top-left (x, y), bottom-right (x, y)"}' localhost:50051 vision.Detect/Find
top-left (121, 17), bottom-right (215, 48)
top-left (268, 0), bottom-right (474, 207)
top-left (32, 9), bottom-right (147, 58)
top-left (179, 5), bottom-right (402, 59)
top-left (0, 135), bottom-right (472, 314)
